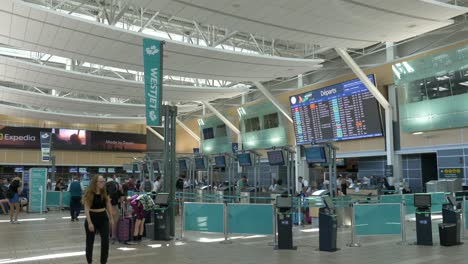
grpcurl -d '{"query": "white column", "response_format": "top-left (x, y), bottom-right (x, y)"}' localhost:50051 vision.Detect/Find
top-left (176, 118), bottom-right (200, 142)
top-left (253, 81), bottom-right (293, 123)
top-left (335, 48), bottom-right (394, 167)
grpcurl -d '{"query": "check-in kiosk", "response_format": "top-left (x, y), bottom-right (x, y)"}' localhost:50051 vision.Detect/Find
top-left (146, 193), bottom-right (171, 241)
top-left (275, 195), bottom-right (296, 250)
top-left (319, 195), bottom-right (338, 252)
top-left (414, 194), bottom-right (432, 246)
top-left (439, 195), bottom-right (463, 246)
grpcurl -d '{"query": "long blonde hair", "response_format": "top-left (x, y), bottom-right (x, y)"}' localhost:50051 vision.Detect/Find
top-left (83, 175), bottom-right (108, 207)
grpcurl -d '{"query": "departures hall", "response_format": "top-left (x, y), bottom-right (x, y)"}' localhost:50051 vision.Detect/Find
top-left (0, 1), bottom-right (468, 264)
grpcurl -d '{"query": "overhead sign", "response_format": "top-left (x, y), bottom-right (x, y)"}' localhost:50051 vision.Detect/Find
top-left (143, 38), bottom-right (163, 126)
top-left (40, 131), bottom-right (52, 162)
top-left (439, 168), bottom-right (464, 179)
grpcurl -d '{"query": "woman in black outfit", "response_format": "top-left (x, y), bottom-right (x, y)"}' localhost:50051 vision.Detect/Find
top-left (83, 175), bottom-right (113, 264)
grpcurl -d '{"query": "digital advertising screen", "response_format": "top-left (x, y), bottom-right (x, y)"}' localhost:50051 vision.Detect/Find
top-left (289, 75), bottom-right (383, 144)
top-left (0, 126), bottom-right (50, 149)
top-left (91, 131), bottom-right (146, 152)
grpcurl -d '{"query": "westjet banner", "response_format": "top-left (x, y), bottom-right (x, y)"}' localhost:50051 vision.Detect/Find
top-left (143, 38), bottom-right (163, 127)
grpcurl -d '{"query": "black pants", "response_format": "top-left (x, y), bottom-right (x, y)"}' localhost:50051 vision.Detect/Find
top-left (85, 211), bottom-right (109, 264)
top-left (70, 196), bottom-right (81, 219)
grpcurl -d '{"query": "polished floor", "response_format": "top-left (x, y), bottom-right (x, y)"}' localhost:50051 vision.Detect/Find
top-left (0, 211), bottom-right (466, 264)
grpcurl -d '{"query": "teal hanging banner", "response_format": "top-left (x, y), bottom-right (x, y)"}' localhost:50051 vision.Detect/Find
top-left (143, 38), bottom-right (163, 126)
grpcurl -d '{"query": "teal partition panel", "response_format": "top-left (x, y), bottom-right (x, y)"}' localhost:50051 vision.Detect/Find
top-left (403, 194), bottom-right (415, 215)
top-left (62, 192), bottom-right (70, 208)
top-left (46, 191), bottom-right (61, 207)
top-left (184, 203), bottom-right (224, 233)
top-left (465, 201), bottom-right (468, 229)
top-left (380, 195), bottom-right (402, 204)
top-left (334, 196), bottom-right (352, 208)
top-left (354, 203), bottom-right (401, 236)
top-left (228, 204), bottom-right (273, 235)
top-left (431, 192), bottom-right (446, 213)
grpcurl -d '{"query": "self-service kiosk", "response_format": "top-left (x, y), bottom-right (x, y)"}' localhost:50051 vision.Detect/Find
top-left (275, 195), bottom-right (296, 250)
top-left (439, 195), bottom-right (463, 246)
top-left (414, 194), bottom-right (432, 246)
top-left (319, 195), bottom-right (338, 252)
top-left (146, 193), bottom-right (171, 241)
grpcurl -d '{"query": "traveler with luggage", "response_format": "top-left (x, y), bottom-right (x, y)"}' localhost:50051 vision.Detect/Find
top-left (83, 175), bottom-right (113, 264)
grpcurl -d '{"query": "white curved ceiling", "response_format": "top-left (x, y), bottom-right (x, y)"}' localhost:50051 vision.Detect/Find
top-left (132, 0), bottom-right (468, 48)
top-left (0, 0), bottom-right (323, 82)
top-left (0, 85), bottom-right (144, 115)
top-left (0, 55), bottom-right (250, 102)
top-left (0, 103), bottom-right (145, 124)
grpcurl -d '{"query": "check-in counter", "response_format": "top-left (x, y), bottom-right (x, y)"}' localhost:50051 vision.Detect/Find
top-left (346, 188), bottom-right (379, 202)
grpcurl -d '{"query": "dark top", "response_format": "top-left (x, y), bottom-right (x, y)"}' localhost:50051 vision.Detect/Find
top-left (90, 194), bottom-right (106, 209)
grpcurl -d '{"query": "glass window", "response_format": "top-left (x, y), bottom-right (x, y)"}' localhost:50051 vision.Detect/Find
top-left (244, 117), bottom-right (260, 132)
top-left (215, 124), bottom-right (227, 137)
top-left (263, 113), bottom-right (279, 129)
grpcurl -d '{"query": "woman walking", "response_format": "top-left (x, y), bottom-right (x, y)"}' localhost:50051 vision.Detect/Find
top-left (7, 178), bottom-right (21, 224)
top-left (83, 175), bottom-right (113, 264)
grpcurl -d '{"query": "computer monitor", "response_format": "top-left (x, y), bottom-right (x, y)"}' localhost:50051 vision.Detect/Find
top-left (304, 146), bottom-right (327, 163)
top-left (276, 196), bottom-right (292, 209)
top-left (194, 157), bottom-right (206, 170)
top-left (178, 159), bottom-right (187, 171)
top-left (446, 195), bottom-right (457, 207)
top-left (214, 156), bottom-right (226, 168)
top-left (152, 161), bottom-right (160, 172)
top-left (154, 193), bottom-right (169, 205)
top-left (237, 153), bottom-right (252, 167)
top-left (267, 150), bottom-right (285, 166)
top-left (322, 195), bottom-right (335, 210)
top-left (414, 194), bottom-right (431, 208)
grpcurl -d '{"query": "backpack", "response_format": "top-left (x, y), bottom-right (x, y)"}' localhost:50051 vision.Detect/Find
top-left (137, 194), bottom-right (155, 211)
top-left (176, 178), bottom-right (184, 190)
top-left (143, 180), bottom-right (152, 193)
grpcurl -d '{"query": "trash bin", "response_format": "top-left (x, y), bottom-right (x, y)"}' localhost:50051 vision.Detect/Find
top-left (439, 223), bottom-right (458, 246)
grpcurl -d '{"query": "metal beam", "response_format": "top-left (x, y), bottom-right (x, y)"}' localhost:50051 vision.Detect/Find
top-left (176, 118), bottom-right (200, 142)
top-left (138, 11), bottom-right (159, 32)
top-left (212, 31), bottom-right (238, 47)
top-left (147, 125), bottom-right (165, 141)
top-left (110, 3), bottom-right (130, 26)
top-left (193, 21), bottom-right (210, 45)
top-left (253, 81), bottom-right (293, 123)
top-left (202, 101), bottom-right (240, 135)
top-left (335, 48), bottom-right (394, 167)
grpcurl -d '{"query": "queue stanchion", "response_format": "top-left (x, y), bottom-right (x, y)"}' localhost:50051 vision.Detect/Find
top-left (398, 200), bottom-right (407, 245)
top-left (220, 202), bottom-right (232, 244)
top-left (347, 203), bottom-right (360, 247)
top-left (463, 196), bottom-right (467, 240)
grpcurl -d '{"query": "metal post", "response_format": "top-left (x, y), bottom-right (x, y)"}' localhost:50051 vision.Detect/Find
top-left (347, 203), bottom-right (360, 247)
top-left (220, 202), bottom-right (232, 244)
top-left (39, 186), bottom-right (43, 215)
top-left (463, 196), bottom-right (466, 239)
top-left (286, 151), bottom-right (291, 194)
top-left (269, 205), bottom-right (277, 247)
top-left (398, 200), bottom-right (407, 244)
top-left (180, 202), bottom-right (185, 240)
top-left (328, 146), bottom-right (333, 197)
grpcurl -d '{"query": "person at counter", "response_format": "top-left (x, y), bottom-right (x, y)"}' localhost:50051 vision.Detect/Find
top-left (236, 175), bottom-right (248, 196)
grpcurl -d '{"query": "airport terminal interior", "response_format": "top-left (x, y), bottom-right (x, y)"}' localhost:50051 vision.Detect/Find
top-left (1, 0), bottom-right (468, 263)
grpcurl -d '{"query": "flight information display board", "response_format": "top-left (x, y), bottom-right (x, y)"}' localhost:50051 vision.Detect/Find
top-left (289, 75), bottom-right (383, 144)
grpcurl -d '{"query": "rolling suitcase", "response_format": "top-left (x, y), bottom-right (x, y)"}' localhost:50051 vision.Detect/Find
top-left (118, 209), bottom-right (134, 243)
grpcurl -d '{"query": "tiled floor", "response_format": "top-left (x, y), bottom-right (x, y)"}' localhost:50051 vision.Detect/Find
top-left (0, 211), bottom-right (466, 264)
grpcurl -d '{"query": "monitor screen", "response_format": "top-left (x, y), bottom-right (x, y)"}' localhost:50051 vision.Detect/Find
top-left (237, 153), bottom-right (252, 167)
top-left (107, 168), bottom-right (115, 173)
top-left (69, 168), bottom-right (78, 173)
top-left (14, 167), bottom-right (24, 173)
top-left (414, 194), bottom-right (431, 208)
top-left (304, 147), bottom-right (327, 163)
top-left (289, 75), bottom-right (383, 144)
top-left (98, 168), bottom-right (107, 173)
top-left (336, 158), bottom-right (346, 167)
top-left (446, 195), bottom-right (457, 207)
top-left (323, 196), bottom-right (335, 210)
top-left (79, 167), bottom-right (87, 173)
top-left (267, 150), bottom-right (285, 166)
top-left (194, 157), bottom-right (205, 170)
top-left (202, 127), bottom-right (214, 140)
top-left (214, 156), bottom-right (226, 168)
top-left (276, 196), bottom-right (292, 208)
top-left (178, 160), bottom-right (187, 171)
top-left (154, 193), bottom-right (169, 205)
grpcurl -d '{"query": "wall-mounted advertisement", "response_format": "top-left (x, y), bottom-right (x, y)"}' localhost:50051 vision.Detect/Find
top-left (0, 126), bottom-right (146, 152)
top-left (91, 131), bottom-right (146, 152)
top-left (0, 126), bottom-right (49, 149)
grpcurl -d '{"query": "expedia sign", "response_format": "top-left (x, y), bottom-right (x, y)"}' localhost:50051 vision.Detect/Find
top-left (0, 127), bottom-right (44, 148)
